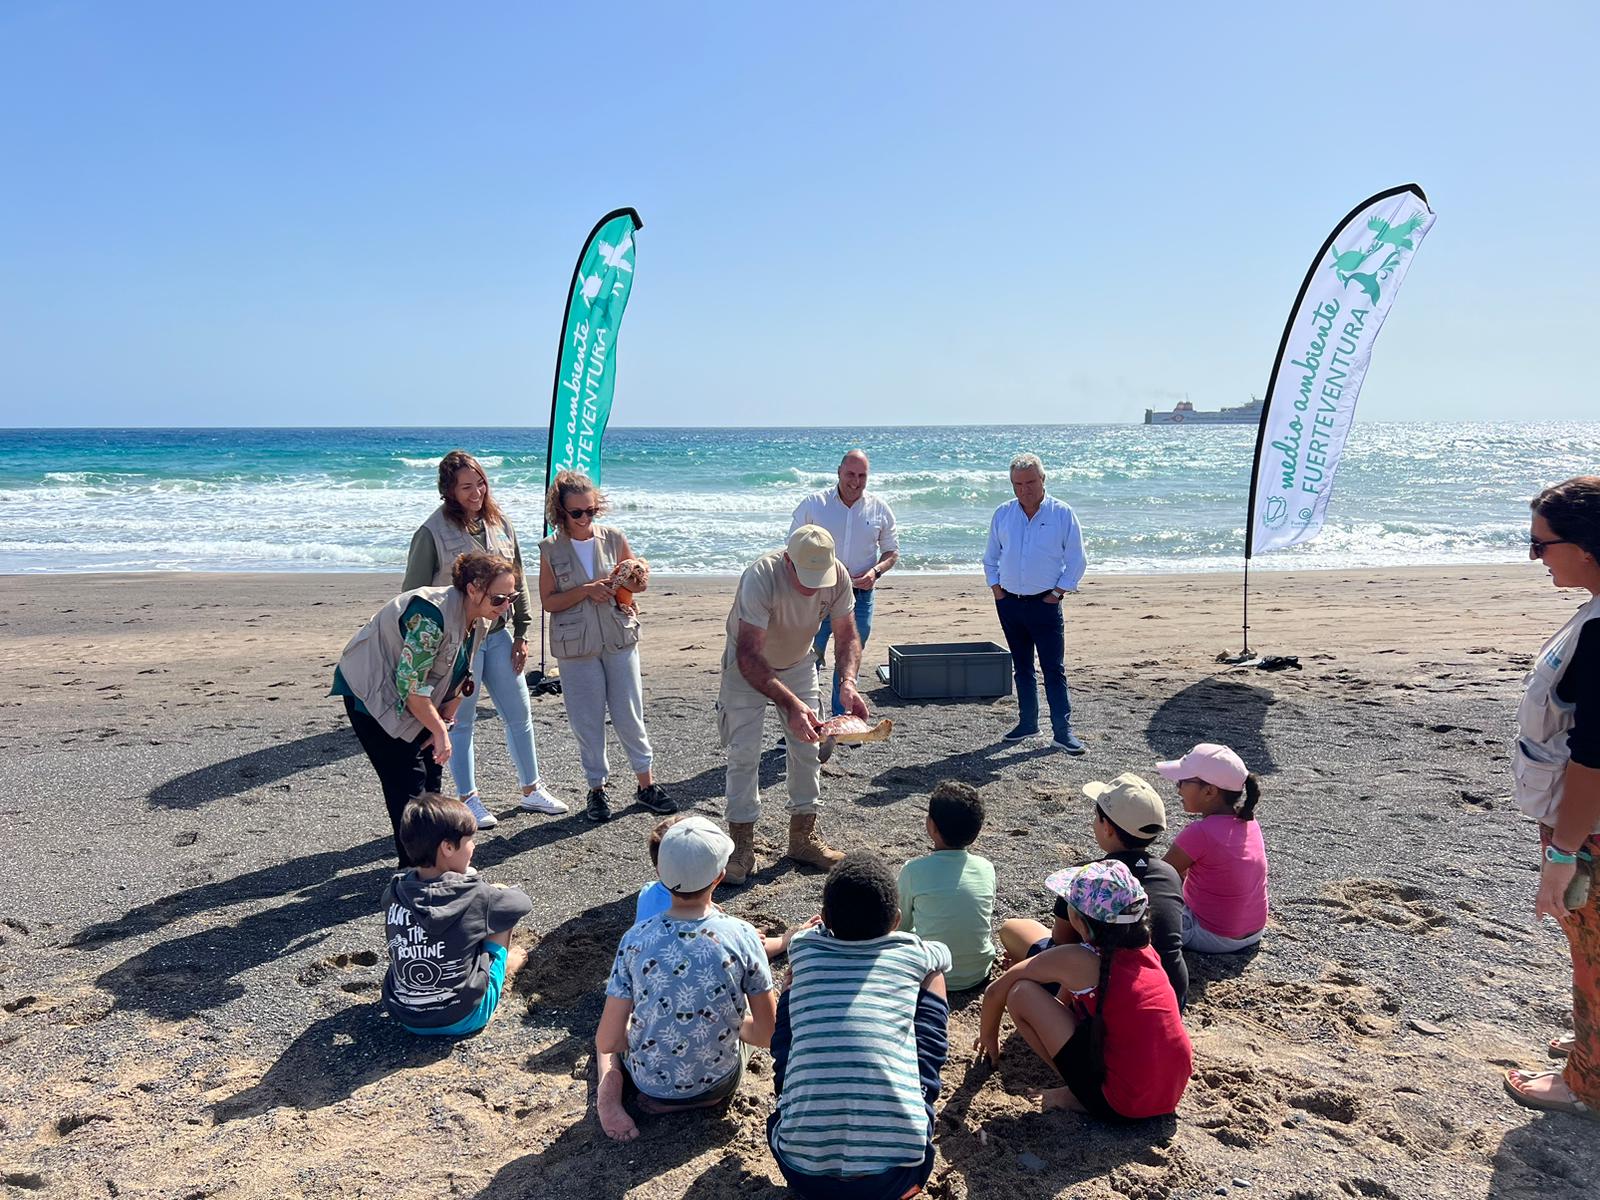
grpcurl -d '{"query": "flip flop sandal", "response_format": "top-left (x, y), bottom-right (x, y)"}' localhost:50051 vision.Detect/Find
top-left (1549, 1034), bottom-right (1575, 1059)
top-left (1503, 1069), bottom-right (1599, 1121)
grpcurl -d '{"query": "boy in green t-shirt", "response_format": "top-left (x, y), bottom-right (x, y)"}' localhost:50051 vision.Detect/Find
top-left (895, 782), bottom-right (997, 990)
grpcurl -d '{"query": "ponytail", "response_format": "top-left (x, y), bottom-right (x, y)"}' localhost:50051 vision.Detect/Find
top-left (1219, 773), bottom-right (1261, 821)
top-left (1088, 940), bottom-right (1116, 1082)
top-left (1078, 910), bottom-right (1152, 1084)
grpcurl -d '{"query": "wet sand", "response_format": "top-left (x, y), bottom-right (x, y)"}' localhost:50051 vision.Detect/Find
top-left (0, 566), bottom-right (1592, 1199)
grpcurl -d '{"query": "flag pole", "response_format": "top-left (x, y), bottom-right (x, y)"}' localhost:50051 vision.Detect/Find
top-left (530, 207), bottom-right (644, 696)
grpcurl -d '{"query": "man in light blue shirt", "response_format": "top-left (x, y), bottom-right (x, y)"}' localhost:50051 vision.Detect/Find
top-left (981, 452), bottom-right (1087, 754)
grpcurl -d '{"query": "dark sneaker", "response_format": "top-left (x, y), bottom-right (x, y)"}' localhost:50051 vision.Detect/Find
top-left (636, 784), bottom-right (676, 815)
top-left (1052, 732), bottom-right (1087, 756)
top-left (1002, 723), bottom-right (1040, 742)
top-left (585, 786), bottom-right (612, 823)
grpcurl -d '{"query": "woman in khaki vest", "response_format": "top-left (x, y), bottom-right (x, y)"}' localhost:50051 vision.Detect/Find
top-left (539, 470), bottom-right (673, 824)
top-left (332, 550), bottom-right (516, 865)
top-left (1503, 476), bottom-right (1600, 1121)
top-left (404, 451), bottom-right (568, 827)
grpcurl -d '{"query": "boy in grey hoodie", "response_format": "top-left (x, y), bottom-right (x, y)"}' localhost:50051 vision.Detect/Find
top-left (381, 794), bottom-right (531, 1035)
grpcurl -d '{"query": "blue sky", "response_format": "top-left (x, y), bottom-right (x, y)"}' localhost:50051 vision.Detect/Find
top-left (1, 2), bottom-right (1596, 427)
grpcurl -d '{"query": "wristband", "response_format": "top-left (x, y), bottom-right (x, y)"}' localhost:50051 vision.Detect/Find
top-left (1546, 844), bottom-right (1579, 866)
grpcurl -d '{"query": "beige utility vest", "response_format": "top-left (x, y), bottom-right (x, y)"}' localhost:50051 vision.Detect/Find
top-left (338, 585), bottom-right (478, 740)
top-left (540, 526), bottom-right (640, 661)
top-left (421, 506), bottom-right (520, 635)
top-left (1514, 594), bottom-right (1600, 832)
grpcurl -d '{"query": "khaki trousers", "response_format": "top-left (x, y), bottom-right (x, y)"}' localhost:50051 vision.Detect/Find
top-left (719, 659), bottom-right (821, 825)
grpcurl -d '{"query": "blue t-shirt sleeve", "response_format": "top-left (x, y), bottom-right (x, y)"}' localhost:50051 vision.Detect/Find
top-left (635, 881), bottom-right (672, 923)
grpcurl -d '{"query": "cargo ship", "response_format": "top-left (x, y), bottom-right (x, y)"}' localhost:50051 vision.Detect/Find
top-left (1143, 396), bottom-right (1263, 426)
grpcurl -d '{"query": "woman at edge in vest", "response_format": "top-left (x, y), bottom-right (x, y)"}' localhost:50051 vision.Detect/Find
top-left (1504, 476), bottom-right (1600, 1121)
top-left (539, 470), bottom-right (674, 824)
top-left (331, 550), bottom-right (516, 866)
top-left (403, 451), bottom-right (568, 827)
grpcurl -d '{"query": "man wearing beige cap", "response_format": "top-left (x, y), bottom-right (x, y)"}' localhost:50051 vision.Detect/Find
top-left (717, 526), bottom-right (869, 883)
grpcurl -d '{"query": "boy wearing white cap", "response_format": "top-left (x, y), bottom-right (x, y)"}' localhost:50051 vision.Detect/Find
top-left (595, 816), bottom-right (777, 1142)
top-left (1157, 743), bottom-right (1269, 953)
top-left (717, 525), bottom-right (872, 883)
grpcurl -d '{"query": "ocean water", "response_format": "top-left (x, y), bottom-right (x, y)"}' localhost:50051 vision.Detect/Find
top-left (0, 424), bottom-right (1593, 575)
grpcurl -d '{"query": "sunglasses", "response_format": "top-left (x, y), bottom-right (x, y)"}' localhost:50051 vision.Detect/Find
top-left (488, 592), bottom-right (516, 605)
top-left (1529, 536), bottom-right (1573, 558)
top-left (565, 506), bottom-right (599, 520)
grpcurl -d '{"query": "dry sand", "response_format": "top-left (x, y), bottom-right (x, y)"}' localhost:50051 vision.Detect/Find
top-left (0, 566), bottom-right (1593, 1199)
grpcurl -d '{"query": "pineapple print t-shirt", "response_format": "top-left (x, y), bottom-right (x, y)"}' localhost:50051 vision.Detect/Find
top-left (605, 910), bottom-right (773, 1100)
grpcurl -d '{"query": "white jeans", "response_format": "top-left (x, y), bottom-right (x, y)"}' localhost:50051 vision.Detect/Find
top-left (558, 645), bottom-right (653, 788)
top-left (719, 659), bottom-right (821, 825)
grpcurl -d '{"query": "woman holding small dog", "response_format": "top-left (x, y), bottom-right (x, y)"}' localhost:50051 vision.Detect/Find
top-left (539, 469), bottom-right (672, 825)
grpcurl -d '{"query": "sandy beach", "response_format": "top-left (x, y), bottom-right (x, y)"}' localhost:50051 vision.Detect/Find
top-left (0, 565), bottom-right (1592, 1199)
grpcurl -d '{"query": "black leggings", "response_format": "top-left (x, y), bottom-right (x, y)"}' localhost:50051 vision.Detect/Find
top-left (344, 697), bottom-right (441, 866)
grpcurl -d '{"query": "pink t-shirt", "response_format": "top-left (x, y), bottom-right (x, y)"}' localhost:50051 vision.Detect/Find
top-left (1172, 813), bottom-right (1268, 939)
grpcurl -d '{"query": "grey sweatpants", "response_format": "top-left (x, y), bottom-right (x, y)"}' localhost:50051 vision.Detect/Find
top-left (559, 645), bottom-right (653, 788)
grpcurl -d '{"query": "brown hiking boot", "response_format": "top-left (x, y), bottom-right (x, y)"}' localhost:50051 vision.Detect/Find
top-left (785, 813), bottom-right (845, 870)
top-left (724, 821), bottom-right (757, 886)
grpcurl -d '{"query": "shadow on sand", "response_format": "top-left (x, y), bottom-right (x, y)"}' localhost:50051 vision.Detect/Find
top-left (1143, 678), bottom-right (1278, 774)
top-left (148, 727), bottom-right (361, 810)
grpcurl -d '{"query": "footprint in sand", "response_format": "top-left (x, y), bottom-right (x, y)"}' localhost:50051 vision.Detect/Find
top-left (1195, 969), bottom-right (1399, 1041)
top-left (294, 949), bottom-right (381, 987)
top-left (1296, 878), bottom-right (1451, 935)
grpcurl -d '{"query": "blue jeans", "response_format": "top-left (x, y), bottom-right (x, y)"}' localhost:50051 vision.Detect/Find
top-left (994, 594), bottom-right (1072, 736)
top-left (812, 588), bottom-right (876, 716)
top-left (449, 626), bottom-right (539, 798)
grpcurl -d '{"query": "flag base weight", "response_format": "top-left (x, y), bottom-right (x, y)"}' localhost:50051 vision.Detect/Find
top-left (525, 668), bottom-right (562, 697)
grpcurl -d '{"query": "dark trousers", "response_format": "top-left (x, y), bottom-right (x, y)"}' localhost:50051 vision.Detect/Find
top-left (994, 594), bottom-right (1071, 735)
top-left (768, 988), bottom-right (947, 1199)
top-left (344, 696), bottom-right (441, 866)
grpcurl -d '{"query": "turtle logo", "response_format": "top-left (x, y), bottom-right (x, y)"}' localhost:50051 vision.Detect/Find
top-left (1263, 496), bottom-right (1288, 527)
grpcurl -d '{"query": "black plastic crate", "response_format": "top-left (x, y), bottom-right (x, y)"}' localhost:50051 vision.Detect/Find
top-left (887, 641), bottom-right (1013, 700)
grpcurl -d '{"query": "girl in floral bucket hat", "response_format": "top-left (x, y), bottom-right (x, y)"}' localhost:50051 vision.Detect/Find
top-left (976, 860), bottom-right (1192, 1121)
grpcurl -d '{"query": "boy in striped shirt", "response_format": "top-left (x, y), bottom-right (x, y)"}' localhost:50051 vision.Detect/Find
top-left (769, 853), bottom-right (951, 1199)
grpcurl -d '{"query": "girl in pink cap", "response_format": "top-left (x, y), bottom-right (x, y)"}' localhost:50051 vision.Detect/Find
top-left (1158, 743), bottom-right (1268, 952)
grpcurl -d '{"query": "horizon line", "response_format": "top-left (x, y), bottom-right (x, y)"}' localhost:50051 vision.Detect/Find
top-left (5, 417), bottom-right (1596, 434)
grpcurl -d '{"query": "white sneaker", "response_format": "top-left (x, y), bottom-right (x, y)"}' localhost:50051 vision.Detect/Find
top-left (518, 782), bottom-right (569, 815)
top-left (462, 793), bottom-right (498, 830)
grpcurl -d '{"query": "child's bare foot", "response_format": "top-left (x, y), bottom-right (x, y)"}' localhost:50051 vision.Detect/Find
top-left (504, 944), bottom-right (529, 980)
top-left (596, 1070), bottom-right (639, 1142)
top-left (1035, 1086), bottom-right (1086, 1112)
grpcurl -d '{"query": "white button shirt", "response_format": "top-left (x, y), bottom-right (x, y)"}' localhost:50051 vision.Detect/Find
top-left (789, 488), bottom-right (899, 578)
